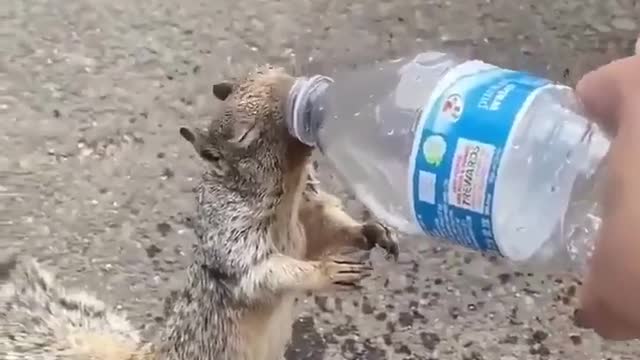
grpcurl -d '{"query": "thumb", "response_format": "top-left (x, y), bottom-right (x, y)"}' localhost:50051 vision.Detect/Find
top-left (575, 55), bottom-right (640, 135)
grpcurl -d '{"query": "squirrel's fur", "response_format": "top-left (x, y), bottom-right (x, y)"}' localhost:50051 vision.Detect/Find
top-left (0, 65), bottom-right (398, 360)
top-left (0, 256), bottom-right (152, 360)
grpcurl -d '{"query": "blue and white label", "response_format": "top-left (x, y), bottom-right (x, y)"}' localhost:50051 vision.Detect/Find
top-left (409, 60), bottom-right (552, 255)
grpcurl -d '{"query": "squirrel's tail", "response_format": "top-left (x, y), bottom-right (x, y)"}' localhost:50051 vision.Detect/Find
top-left (0, 255), bottom-right (149, 360)
top-left (0, 254), bottom-right (62, 300)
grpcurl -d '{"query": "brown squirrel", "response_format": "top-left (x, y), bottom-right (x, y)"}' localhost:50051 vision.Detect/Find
top-left (0, 64), bottom-right (398, 360)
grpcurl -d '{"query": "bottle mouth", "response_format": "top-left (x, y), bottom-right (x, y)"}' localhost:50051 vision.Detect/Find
top-left (286, 75), bottom-right (334, 147)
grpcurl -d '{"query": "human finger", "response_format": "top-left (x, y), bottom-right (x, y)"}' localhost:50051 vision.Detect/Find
top-left (575, 55), bottom-right (640, 135)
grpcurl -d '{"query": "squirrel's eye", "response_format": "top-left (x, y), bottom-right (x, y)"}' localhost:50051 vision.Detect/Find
top-left (200, 150), bottom-right (219, 162)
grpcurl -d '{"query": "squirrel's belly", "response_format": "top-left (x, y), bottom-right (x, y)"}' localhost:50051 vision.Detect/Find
top-left (239, 294), bottom-right (297, 360)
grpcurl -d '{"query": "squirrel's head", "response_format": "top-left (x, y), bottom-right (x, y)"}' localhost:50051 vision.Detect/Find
top-left (180, 65), bottom-right (312, 196)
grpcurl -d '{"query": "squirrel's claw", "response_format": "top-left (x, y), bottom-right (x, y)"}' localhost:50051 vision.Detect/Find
top-left (361, 222), bottom-right (400, 261)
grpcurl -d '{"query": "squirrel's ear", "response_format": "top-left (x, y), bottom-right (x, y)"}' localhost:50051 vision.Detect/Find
top-left (212, 82), bottom-right (234, 101)
top-left (179, 127), bottom-right (196, 144)
top-left (179, 126), bottom-right (209, 152)
top-left (180, 126), bottom-right (219, 160)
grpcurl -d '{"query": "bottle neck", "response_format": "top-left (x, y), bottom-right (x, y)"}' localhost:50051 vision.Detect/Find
top-left (286, 75), bottom-right (334, 147)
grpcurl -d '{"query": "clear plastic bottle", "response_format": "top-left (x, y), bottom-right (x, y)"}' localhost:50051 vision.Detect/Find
top-left (286, 51), bottom-right (611, 273)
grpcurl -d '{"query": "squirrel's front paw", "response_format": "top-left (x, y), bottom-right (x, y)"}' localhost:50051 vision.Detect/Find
top-left (320, 258), bottom-right (372, 290)
top-left (361, 222), bottom-right (399, 261)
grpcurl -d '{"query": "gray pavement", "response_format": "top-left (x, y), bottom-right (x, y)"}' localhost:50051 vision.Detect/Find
top-left (1, 0), bottom-right (639, 359)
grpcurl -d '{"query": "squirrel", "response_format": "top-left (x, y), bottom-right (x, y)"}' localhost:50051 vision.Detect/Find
top-left (158, 64), bottom-right (399, 360)
top-left (0, 64), bottom-right (398, 360)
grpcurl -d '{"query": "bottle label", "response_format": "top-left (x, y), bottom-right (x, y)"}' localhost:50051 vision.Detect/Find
top-left (409, 60), bottom-right (552, 255)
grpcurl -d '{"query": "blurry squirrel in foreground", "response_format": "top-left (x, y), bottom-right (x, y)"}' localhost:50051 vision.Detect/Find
top-left (0, 65), bottom-right (399, 360)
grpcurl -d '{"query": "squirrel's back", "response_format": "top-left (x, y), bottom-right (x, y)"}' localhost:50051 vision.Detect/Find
top-left (0, 255), bottom-right (146, 360)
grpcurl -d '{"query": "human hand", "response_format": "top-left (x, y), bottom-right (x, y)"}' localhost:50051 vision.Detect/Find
top-left (573, 42), bottom-right (640, 340)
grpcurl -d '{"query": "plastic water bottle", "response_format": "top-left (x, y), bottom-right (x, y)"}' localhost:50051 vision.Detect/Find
top-left (286, 51), bottom-right (611, 272)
